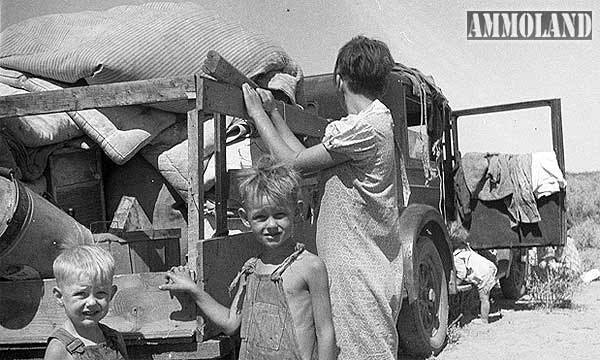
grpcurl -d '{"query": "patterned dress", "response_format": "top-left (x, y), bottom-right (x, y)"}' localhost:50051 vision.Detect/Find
top-left (317, 100), bottom-right (403, 360)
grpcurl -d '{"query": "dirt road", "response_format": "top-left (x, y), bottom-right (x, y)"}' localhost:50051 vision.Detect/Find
top-left (432, 281), bottom-right (600, 360)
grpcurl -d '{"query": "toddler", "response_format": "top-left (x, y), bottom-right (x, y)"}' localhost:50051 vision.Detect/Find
top-left (450, 222), bottom-right (498, 324)
top-left (45, 244), bottom-right (128, 359)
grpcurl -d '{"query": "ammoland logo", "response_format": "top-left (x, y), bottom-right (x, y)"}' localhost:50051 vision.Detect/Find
top-left (467, 11), bottom-right (592, 39)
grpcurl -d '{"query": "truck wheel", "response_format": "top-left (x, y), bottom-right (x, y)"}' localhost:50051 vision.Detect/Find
top-left (398, 236), bottom-right (448, 357)
top-left (500, 249), bottom-right (529, 300)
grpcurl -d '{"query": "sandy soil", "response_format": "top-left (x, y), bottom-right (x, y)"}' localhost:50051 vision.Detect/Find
top-left (431, 281), bottom-right (600, 360)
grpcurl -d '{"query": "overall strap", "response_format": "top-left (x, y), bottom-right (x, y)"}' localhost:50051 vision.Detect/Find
top-left (48, 328), bottom-right (85, 355)
top-left (271, 243), bottom-right (305, 282)
top-left (228, 257), bottom-right (259, 297)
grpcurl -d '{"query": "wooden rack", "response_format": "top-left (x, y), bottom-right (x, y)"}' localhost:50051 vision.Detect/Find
top-left (0, 67), bottom-right (326, 359)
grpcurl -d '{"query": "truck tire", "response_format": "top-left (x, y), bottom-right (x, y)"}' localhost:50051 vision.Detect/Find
top-left (500, 249), bottom-right (529, 299)
top-left (398, 236), bottom-right (448, 357)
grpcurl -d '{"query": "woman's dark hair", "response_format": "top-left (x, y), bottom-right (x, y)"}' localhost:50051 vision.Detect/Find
top-left (334, 35), bottom-right (395, 98)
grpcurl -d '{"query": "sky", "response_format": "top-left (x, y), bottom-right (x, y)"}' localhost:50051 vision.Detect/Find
top-left (2, 0), bottom-right (598, 173)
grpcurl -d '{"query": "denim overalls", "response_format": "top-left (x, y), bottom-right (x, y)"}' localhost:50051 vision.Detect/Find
top-left (231, 243), bottom-right (316, 360)
top-left (47, 323), bottom-right (128, 360)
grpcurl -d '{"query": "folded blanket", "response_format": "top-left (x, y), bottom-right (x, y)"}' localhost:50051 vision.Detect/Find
top-left (0, 67), bottom-right (177, 164)
top-left (0, 79), bottom-right (83, 147)
top-left (0, 2), bottom-right (303, 110)
top-left (141, 116), bottom-right (252, 201)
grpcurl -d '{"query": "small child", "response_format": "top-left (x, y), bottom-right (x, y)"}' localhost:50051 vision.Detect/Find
top-left (159, 157), bottom-right (337, 360)
top-left (45, 244), bottom-right (128, 360)
top-left (450, 222), bottom-right (498, 324)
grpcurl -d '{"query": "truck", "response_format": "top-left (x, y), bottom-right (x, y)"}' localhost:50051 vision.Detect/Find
top-left (0, 55), bottom-right (566, 359)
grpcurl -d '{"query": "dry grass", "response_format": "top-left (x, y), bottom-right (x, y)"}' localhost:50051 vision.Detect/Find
top-left (567, 171), bottom-right (600, 271)
top-left (528, 266), bottom-right (581, 310)
top-left (446, 318), bottom-right (462, 345)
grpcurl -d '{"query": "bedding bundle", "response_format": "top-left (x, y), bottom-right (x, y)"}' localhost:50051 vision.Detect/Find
top-left (0, 2), bottom-right (303, 201)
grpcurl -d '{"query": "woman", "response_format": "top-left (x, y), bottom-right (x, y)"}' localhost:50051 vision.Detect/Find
top-left (242, 35), bottom-right (403, 359)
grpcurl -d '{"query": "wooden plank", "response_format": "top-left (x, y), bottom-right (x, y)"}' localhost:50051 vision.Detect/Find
top-left (96, 233), bottom-right (134, 274)
top-left (189, 74), bottom-right (205, 339)
top-left (0, 273), bottom-right (197, 344)
top-left (213, 113), bottom-right (229, 237)
top-left (128, 337), bottom-right (234, 359)
top-left (0, 75), bottom-right (327, 139)
top-left (202, 79), bottom-right (328, 138)
top-left (0, 337), bottom-right (233, 360)
top-left (110, 196), bottom-right (153, 231)
top-left (0, 76), bottom-right (196, 119)
top-left (202, 50), bottom-right (259, 88)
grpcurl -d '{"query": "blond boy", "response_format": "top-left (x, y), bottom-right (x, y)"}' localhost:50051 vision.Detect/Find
top-left (45, 245), bottom-right (128, 360)
top-left (159, 157), bottom-right (337, 359)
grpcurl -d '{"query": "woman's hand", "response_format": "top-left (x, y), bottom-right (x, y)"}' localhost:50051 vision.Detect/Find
top-left (256, 88), bottom-right (276, 113)
top-left (242, 83), bottom-right (268, 120)
top-left (158, 265), bottom-right (197, 293)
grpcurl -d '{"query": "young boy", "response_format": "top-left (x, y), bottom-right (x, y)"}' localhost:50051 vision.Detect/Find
top-left (159, 157), bottom-right (337, 360)
top-left (45, 245), bottom-right (128, 360)
top-left (450, 222), bottom-right (498, 324)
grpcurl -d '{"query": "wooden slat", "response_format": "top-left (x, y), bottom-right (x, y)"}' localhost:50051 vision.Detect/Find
top-left (0, 75), bottom-right (327, 139)
top-left (202, 79), bottom-right (328, 138)
top-left (0, 273), bottom-right (197, 344)
top-left (0, 76), bottom-right (196, 119)
top-left (213, 113), bottom-right (229, 237)
top-left (202, 50), bottom-right (259, 88)
top-left (127, 337), bottom-right (234, 359)
top-left (189, 73), bottom-right (205, 339)
top-left (110, 196), bottom-right (153, 231)
top-left (0, 337), bottom-right (233, 360)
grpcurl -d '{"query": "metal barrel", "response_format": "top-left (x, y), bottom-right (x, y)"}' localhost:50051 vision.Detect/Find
top-left (0, 169), bottom-right (93, 279)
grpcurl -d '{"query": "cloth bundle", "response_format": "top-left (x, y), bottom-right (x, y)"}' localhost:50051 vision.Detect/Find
top-left (458, 151), bottom-right (567, 226)
top-left (0, 1), bottom-right (303, 110)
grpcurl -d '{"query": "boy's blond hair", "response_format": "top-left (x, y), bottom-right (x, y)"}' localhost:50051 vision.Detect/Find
top-left (53, 244), bottom-right (115, 287)
top-left (448, 221), bottom-right (470, 250)
top-left (238, 156), bottom-right (302, 209)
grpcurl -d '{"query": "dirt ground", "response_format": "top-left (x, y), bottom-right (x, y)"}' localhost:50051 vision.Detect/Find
top-left (427, 281), bottom-right (600, 360)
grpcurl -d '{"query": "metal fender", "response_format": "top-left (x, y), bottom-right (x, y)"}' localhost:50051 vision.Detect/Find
top-left (398, 204), bottom-right (453, 303)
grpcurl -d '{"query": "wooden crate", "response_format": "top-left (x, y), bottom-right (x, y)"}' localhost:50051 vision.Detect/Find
top-left (96, 229), bottom-right (181, 274)
top-left (46, 146), bottom-right (106, 228)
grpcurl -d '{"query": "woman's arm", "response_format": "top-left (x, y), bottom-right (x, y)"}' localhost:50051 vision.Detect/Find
top-left (242, 84), bottom-right (349, 173)
top-left (307, 258), bottom-right (338, 360)
top-left (254, 88), bottom-right (306, 153)
top-left (159, 267), bottom-right (242, 335)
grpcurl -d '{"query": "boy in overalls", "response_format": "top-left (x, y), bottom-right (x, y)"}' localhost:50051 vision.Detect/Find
top-left (159, 157), bottom-right (337, 359)
top-left (45, 245), bottom-right (128, 360)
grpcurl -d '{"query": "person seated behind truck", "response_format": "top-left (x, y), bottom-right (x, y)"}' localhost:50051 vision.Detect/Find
top-left (44, 245), bottom-right (128, 360)
top-left (159, 156), bottom-right (337, 360)
top-left (450, 221), bottom-right (498, 324)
